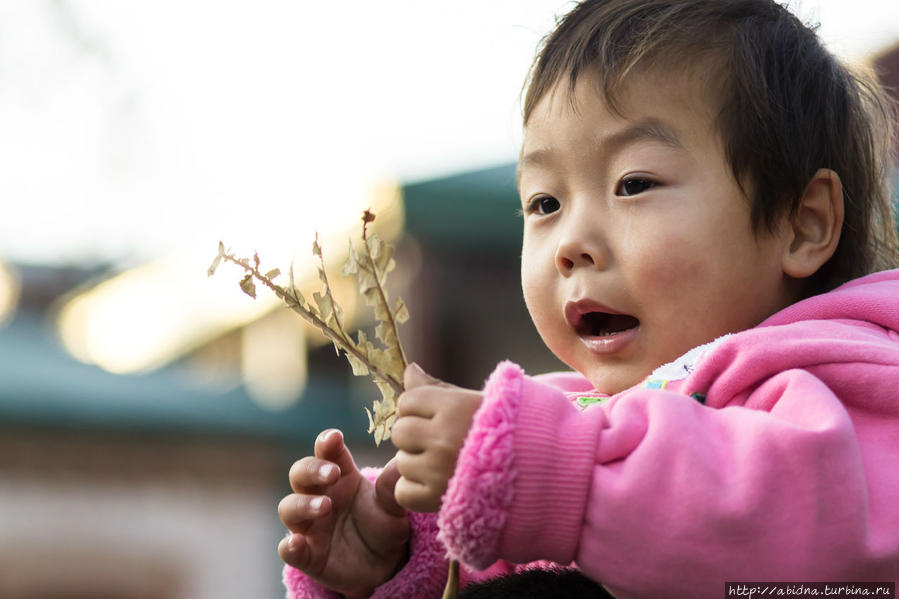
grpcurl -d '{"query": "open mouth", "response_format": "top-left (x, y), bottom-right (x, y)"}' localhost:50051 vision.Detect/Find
top-left (564, 300), bottom-right (640, 338)
top-left (574, 312), bottom-right (640, 337)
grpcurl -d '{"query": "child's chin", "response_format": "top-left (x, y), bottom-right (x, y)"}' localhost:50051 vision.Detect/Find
top-left (586, 368), bottom-right (645, 395)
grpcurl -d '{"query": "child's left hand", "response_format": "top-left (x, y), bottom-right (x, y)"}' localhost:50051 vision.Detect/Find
top-left (391, 363), bottom-right (483, 512)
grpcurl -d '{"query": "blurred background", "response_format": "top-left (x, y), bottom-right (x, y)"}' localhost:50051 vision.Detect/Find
top-left (0, 1), bottom-right (897, 597)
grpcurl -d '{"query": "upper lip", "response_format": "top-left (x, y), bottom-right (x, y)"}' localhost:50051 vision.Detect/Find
top-left (564, 298), bottom-right (625, 329)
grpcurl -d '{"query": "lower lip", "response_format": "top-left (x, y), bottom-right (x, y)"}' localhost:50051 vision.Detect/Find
top-left (578, 326), bottom-right (639, 354)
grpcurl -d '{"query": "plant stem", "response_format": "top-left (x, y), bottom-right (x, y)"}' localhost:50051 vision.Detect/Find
top-left (441, 559), bottom-right (459, 599)
top-left (312, 236), bottom-right (355, 354)
top-left (220, 252), bottom-right (404, 395)
top-left (361, 220), bottom-right (408, 369)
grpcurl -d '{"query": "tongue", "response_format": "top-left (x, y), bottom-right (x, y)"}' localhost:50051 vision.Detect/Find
top-left (583, 312), bottom-right (639, 336)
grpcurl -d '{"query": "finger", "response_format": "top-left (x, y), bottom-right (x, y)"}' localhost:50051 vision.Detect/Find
top-left (313, 429), bottom-right (357, 477)
top-left (395, 475), bottom-right (441, 513)
top-left (278, 532), bottom-right (312, 571)
top-left (403, 362), bottom-right (441, 390)
top-left (278, 493), bottom-right (333, 532)
top-left (288, 457), bottom-right (341, 493)
top-left (396, 451), bottom-right (455, 502)
top-left (395, 449), bottom-right (452, 488)
top-left (375, 458), bottom-right (407, 517)
top-left (396, 387), bottom-right (443, 418)
top-left (389, 415), bottom-right (431, 454)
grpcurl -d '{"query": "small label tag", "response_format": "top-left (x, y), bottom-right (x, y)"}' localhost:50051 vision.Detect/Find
top-left (576, 396), bottom-right (608, 407)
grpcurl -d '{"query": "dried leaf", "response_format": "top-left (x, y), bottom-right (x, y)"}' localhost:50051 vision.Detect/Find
top-left (239, 274), bottom-right (256, 299)
top-left (207, 252), bottom-right (223, 277)
top-left (349, 247), bottom-right (379, 296)
top-left (341, 240), bottom-right (359, 277)
top-left (374, 321), bottom-right (392, 347)
top-left (393, 297), bottom-right (410, 324)
top-left (344, 331), bottom-right (371, 376)
top-left (346, 352), bottom-right (370, 376)
top-left (288, 261), bottom-right (305, 306)
top-left (371, 348), bottom-right (404, 386)
top-left (312, 291), bottom-right (333, 324)
top-left (365, 234), bottom-right (395, 284)
top-left (365, 377), bottom-right (401, 445)
top-left (293, 288), bottom-right (306, 307)
top-left (265, 268), bottom-right (281, 279)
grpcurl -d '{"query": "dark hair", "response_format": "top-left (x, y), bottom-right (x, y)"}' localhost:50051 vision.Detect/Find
top-left (523, 0), bottom-right (899, 295)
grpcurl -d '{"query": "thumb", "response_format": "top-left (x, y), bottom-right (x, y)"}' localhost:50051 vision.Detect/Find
top-left (403, 362), bottom-right (440, 390)
top-left (375, 457), bottom-right (407, 517)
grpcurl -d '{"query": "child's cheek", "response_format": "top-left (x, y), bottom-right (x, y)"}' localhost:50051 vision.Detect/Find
top-left (622, 228), bottom-right (701, 291)
top-left (622, 230), bottom-right (713, 329)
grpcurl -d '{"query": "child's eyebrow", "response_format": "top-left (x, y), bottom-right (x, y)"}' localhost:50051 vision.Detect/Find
top-left (517, 117), bottom-right (685, 186)
top-left (601, 118), bottom-right (684, 153)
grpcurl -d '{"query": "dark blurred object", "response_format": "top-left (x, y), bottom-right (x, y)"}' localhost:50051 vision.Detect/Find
top-left (872, 42), bottom-right (899, 160)
top-left (459, 569), bottom-right (614, 599)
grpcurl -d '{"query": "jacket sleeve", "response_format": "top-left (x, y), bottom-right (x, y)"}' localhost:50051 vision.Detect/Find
top-left (438, 360), bottom-right (895, 598)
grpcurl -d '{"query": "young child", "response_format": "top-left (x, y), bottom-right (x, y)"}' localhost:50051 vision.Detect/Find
top-left (277, 1), bottom-right (899, 597)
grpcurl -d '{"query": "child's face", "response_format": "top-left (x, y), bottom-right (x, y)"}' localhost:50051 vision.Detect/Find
top-left (518, 69), bottom-right (796, 394)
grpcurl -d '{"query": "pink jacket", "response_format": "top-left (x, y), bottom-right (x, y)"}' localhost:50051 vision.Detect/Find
top-left (284, 269), bottom-right (899, 598)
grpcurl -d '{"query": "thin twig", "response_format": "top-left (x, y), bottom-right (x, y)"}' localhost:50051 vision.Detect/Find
top-left (361, 216), bottom-right (408, 369)
top-left (312, 234), bottom-right (355, 351)
top-left (220, 252), bottom-right (404, 395)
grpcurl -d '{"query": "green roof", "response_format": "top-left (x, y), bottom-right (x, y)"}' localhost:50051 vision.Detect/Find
top-left (0, 314), bottom-right (367, 442)
top-left (403, 162), bottom-right (521, 251)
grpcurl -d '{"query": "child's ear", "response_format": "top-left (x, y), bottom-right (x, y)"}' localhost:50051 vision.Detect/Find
top-left (781, 168), bottom-right (844, 279)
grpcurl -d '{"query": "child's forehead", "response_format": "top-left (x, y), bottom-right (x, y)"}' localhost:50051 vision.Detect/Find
top-left (537, 63), bottom-right (722, 122)
top-left (523, 66), bottom-right (722, 144)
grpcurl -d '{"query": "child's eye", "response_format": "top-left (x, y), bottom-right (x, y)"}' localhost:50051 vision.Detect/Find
top-left (526, 196), bottom-right (561, 215)
top-left (616, 178), bottom-right (656, 196)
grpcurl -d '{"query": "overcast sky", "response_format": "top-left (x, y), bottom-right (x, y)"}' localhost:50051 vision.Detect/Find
top-left (1, 0), bottom-right (897, 266)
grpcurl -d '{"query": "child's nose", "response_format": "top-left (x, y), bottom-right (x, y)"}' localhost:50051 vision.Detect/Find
top-left (556, 247), bottom-right (594, 272)
top-left (554, 228), bottom-right (606, 274)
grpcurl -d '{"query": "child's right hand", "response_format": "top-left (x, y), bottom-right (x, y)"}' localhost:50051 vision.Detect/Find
top-left (278, 429), bottom-right (410, 599)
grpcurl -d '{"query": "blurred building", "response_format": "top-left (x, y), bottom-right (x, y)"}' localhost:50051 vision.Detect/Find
top-left (0, 162), bottom-right (556, 599)
top-left (0, 266), bottom-right (370, 598)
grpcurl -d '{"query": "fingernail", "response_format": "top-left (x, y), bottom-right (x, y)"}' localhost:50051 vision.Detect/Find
top-left (407, 363), bottom-right (424, 376)
top-left (310, 496), bottom-right (325, 511)
top-left (319, 464), bottom-right (336, 481)
top-left (317, 429), bottom-right (342, 444)
top-left (287, 533), bottom-right (297, 550)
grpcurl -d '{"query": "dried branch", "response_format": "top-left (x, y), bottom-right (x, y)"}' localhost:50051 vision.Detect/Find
top-left (209, 212), bottom-right (459, 596)
top-left (209, 211), bottom-right (407, 442)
